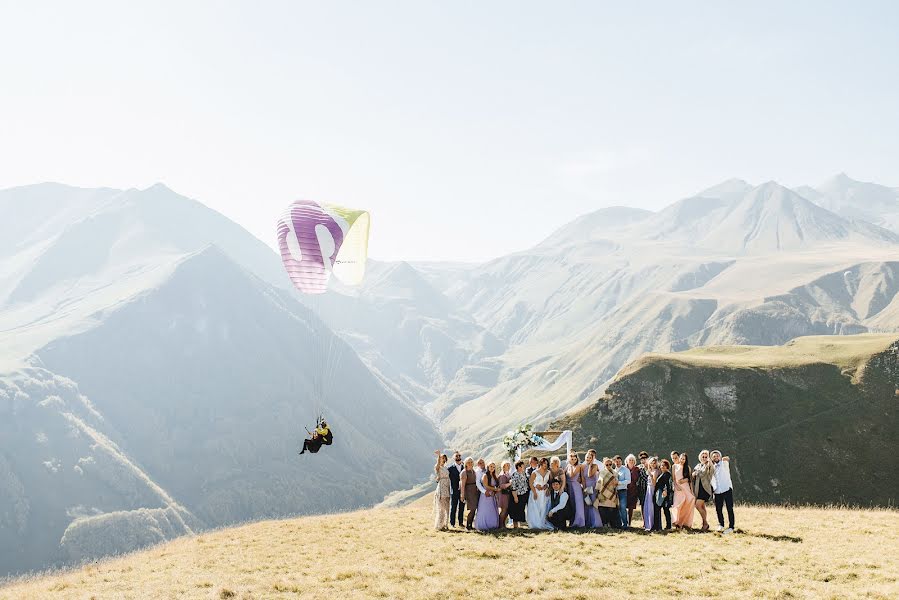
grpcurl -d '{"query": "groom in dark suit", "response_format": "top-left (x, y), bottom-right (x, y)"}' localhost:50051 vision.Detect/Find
top-left (447, 452), bottom-right (465, 527)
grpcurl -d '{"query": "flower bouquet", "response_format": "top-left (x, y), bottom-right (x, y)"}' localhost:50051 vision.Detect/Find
top-left (502, 424), bottom-right (545, 460)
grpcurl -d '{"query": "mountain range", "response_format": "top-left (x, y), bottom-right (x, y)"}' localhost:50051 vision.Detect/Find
top-left (1, 173), bottom-right (898, 575)
top-left (417, 176), bottom-right (899, 452)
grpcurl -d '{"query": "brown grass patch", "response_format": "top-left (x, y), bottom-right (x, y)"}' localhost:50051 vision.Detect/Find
top-left (1, 499), bottom-right (897, 599)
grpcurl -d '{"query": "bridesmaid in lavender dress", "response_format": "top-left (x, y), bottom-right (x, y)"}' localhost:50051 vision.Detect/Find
top-left (643, 456), bottom-right (659, 531)
top-left (565, 451), bottom-right (586, 528)
top-left (497, 462), bottom-right (513, 529)
top-left (475, 462), bottom-right (501, 531)
top-left (582, 449), bottom-right (602, 528)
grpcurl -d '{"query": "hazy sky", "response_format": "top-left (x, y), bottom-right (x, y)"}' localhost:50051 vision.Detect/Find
top-left (2, 1), bottom-right (898, 261)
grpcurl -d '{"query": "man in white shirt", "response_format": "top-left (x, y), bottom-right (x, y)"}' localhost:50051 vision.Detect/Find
top-left (547, 478), bottom-right (573, 530)
top-left (614, 455), bottom-right (631, 528)
top-left (710, 450), bottom-right (735, 533)
top-left (474, 458), bottom-right (487, 494)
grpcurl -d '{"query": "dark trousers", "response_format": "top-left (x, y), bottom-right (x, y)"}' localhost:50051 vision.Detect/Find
top-left (598, 506), bottom-right (620, 528)
top-left (653, 504), bottom-right (671, 529)
top-left (548, 511), bottom-right (570, 530)
top-left (450, 491), bottom-right (464, 527)
top-left (301, 438), bottom-right (321, 453)
top-left (715, 488), bottom-right (735, 529)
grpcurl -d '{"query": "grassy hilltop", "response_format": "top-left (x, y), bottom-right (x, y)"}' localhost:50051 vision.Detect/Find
top-left (2, 497), bottom-right (898, 600)
top-left (555, 334), bottom-right (899, 506)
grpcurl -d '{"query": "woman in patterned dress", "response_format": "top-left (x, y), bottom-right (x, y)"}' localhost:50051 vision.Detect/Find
top-left (432, 451), bottom-right (451, 530)
top-left (508, 460), bottom-right (529, 528)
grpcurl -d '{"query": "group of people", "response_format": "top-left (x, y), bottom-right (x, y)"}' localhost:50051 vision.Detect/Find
top-left (432, 448), bottom-right (736, 534)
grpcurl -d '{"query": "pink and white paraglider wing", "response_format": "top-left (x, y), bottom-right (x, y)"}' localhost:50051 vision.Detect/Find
top-left (277, 200), bottom-right (370, 294)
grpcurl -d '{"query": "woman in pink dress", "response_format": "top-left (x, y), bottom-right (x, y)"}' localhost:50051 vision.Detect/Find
top-left (672, 452), bottom-right (696, 528)
top-left (497, 462), bottom-right (513, 529)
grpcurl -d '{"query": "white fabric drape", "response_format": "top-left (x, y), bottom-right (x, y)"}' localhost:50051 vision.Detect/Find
top-left (516, 430), bottom-right (573, 461)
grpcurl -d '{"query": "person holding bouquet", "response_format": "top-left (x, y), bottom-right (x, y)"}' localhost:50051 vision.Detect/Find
top-left (582, 449), bottom-right (602, 528)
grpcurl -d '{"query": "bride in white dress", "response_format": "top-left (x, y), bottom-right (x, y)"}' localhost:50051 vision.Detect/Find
top-left (526, 458), bottom-right (553, 530)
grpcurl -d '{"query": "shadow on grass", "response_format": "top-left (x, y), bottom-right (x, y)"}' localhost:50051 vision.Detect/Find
top-left (449, 526), bottom-right (688, 538)
top-left (443, 526), bottom-right (802, 543)
top-left (742, 531), bottom-right (802, 543)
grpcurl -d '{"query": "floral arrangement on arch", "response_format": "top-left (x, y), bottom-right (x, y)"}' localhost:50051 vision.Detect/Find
top-left (502, 424), bottom-right (545, 460)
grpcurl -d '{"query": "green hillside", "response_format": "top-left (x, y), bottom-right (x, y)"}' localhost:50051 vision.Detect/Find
top-left (554, 334), bottom-right (899, 505)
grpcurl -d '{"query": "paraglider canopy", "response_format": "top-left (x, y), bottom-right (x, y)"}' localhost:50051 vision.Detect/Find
top-left (277, 199), bottom-right (368, 457)
top-left (277, 200), bottom-right (370, 295)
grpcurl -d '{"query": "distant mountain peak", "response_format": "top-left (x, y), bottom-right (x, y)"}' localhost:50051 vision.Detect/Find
top-left (824, 171), bottom-right (855, 186)
top-left (753, 179), bottom-right (789, 193)
top-left (143, 182), bottom-right (176, 194)
top-left (364, 260), bottom-right (451, 309)
top-left (538, 205), bottom-right (653, 248)
top-left (696, 180), bottom-right (899, 253)
top-left (810, 173), bottom-right (899, 225)
top-left (697, 178), bottom-right (754, 201)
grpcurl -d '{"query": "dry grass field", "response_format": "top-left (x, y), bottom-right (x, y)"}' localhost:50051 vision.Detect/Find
top-left (3, 497), bottom-right (897, 600)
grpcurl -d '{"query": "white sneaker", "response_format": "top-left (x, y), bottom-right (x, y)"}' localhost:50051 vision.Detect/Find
top-left (715, 525), bottom-right (725, 532)
top-left (723, 528), bottom-right (734, 535)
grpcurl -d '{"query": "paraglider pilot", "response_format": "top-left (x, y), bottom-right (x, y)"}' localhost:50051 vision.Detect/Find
top-left (299, 418), bottom-right (333, 455)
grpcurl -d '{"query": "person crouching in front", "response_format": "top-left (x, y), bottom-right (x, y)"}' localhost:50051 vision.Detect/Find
top-left (547, 478), bottom-right (574, 530)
